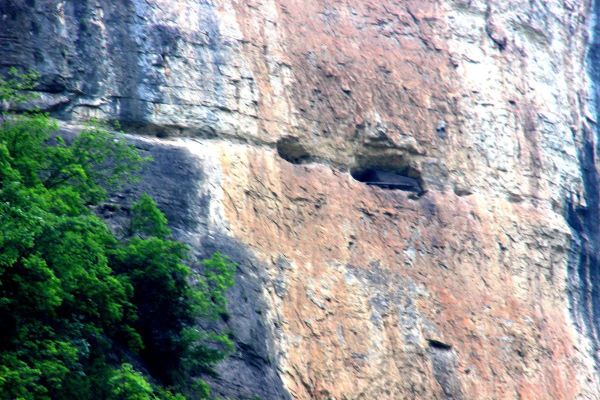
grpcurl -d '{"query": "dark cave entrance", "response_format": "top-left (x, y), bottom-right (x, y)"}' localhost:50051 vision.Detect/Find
top-left (351, 167), bottom-right (423, 194)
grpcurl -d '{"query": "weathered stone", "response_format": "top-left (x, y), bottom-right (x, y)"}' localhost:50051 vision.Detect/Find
top-left (2, 0), bottom-right (600, 398)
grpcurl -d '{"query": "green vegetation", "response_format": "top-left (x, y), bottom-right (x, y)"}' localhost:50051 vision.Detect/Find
top-left (0, 69), bottom-right (236, 399)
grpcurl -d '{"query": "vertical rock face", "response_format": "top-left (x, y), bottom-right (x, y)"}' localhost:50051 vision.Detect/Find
top-left (3, 0), bottom-right (600, 398)
top-left (568, 0), bottom-right (600, 381)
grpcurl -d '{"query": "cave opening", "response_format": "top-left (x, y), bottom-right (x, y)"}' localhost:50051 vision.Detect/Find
top-left (351, 166), bottom-right (423, 194)
top-left (276, 136), bottom-right (312, 164)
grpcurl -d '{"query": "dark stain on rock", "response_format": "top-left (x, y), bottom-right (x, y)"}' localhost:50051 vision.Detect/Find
top-left (565, 0), bottom-right (600, 372)
top-left (102, 137), bottom-right (290, 400)
top-left (428, 339), bottom-right (464, 400)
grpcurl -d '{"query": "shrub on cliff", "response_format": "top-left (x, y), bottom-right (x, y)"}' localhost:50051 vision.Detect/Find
top-left (0, 69), bottom-right (236, 399)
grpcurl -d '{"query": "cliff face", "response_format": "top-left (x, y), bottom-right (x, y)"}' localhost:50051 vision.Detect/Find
top-left (3, 0), bottom-right (600, 398)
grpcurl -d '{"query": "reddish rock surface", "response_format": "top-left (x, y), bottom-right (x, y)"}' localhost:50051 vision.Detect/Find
top-left (2, 0), bottom-right (600, 398)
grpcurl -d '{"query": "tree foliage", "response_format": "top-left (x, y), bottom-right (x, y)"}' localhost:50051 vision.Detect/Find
top-left (0, 70), bottom-right (236, 399)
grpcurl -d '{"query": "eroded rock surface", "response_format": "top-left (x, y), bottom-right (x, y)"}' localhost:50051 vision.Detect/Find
top-left (3, 0), bottom-right (600, 398)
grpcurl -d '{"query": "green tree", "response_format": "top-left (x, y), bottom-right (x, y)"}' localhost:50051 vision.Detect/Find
top-left (0, 70), bottom-right (236, 399)
top-left (130, 193), bottom-right (171, 238)
top-left (107, 364), bottom-right (154, 400)
top-left (0, 67), bottom-right (39, 103)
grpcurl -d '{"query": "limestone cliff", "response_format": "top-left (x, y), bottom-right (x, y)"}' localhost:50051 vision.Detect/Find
top-left (2, 0), bottom-right (600, 398)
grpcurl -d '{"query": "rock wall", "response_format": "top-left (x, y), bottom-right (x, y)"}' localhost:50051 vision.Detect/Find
top-left (3, 0), bottom-right (600, 398)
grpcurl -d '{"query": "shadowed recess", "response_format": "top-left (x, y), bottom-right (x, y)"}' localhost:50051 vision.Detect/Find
top-left (350, 151), bottom-right (424, 193)
top-left (276, 136), bottom-right (312, 164)
top-left (351, 167), bottom-right (422, 193)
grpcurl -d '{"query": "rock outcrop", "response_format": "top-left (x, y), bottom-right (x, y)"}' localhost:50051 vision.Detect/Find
top-left (3, 0), bottom-right (600, 398)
